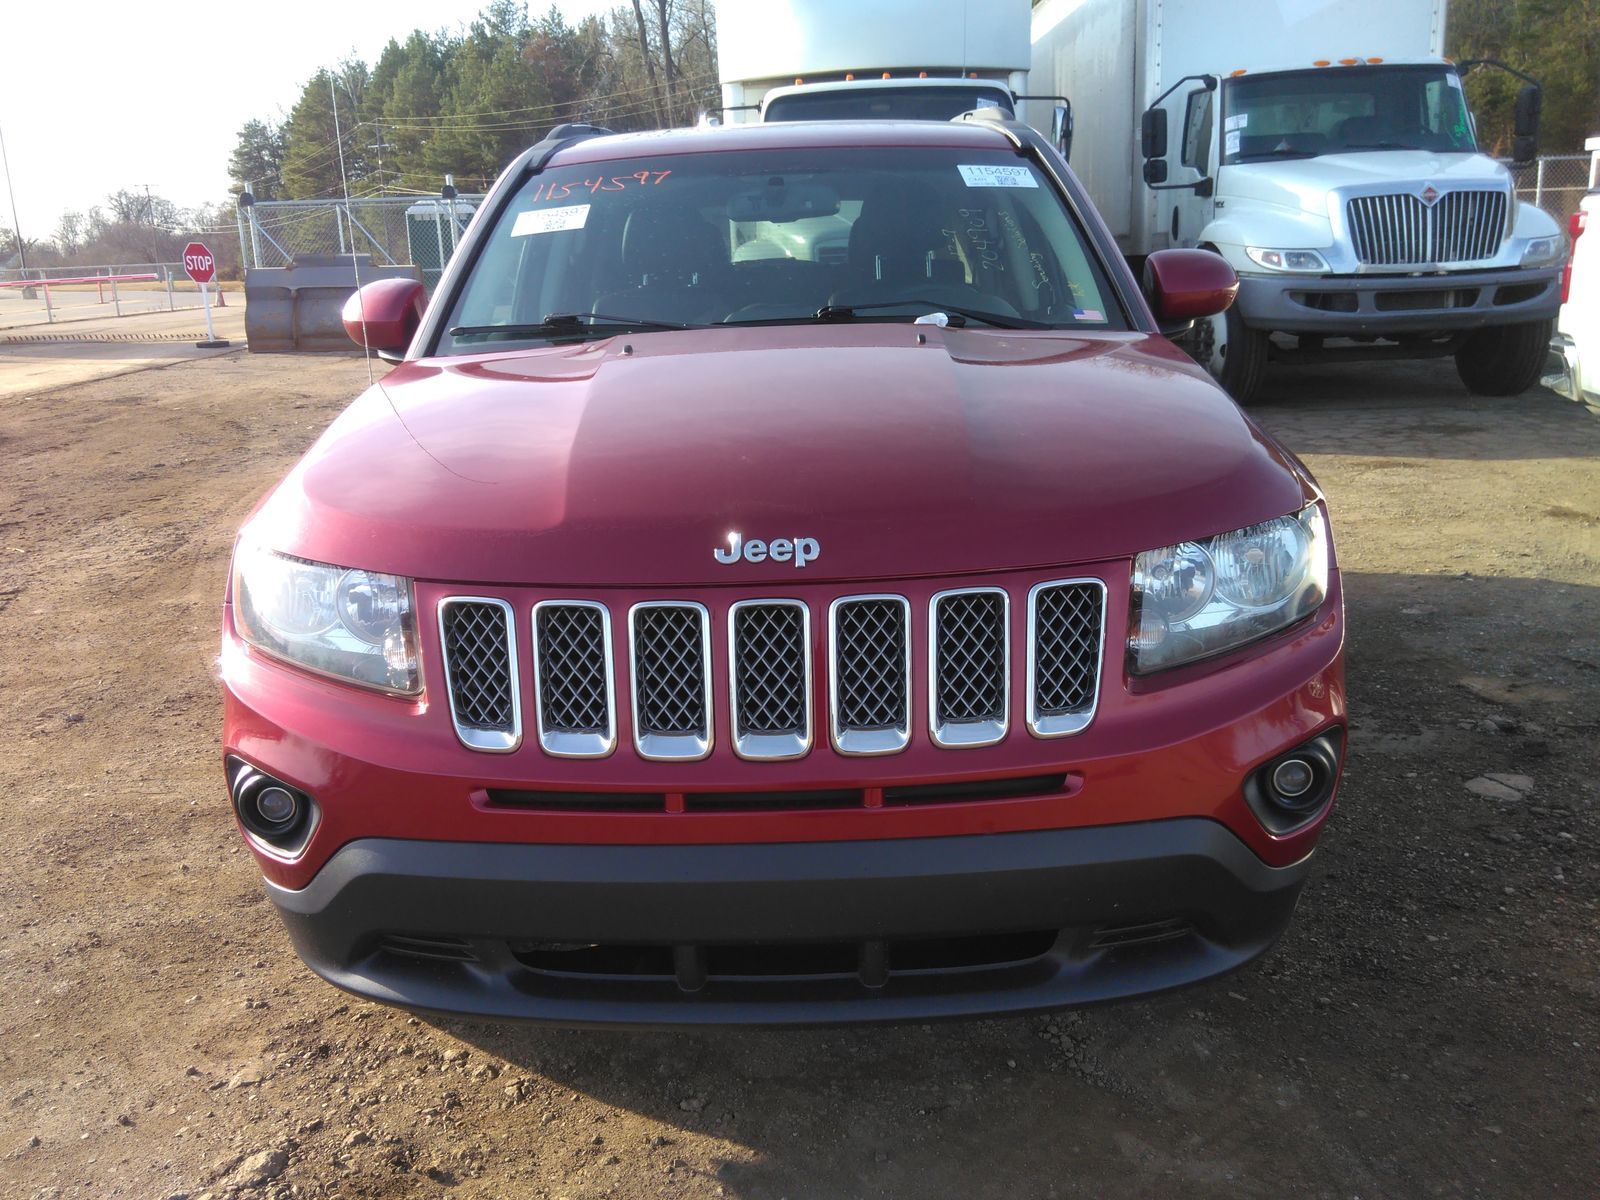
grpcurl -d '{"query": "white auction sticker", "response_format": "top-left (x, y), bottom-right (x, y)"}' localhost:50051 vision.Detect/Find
top-left (1225, 130), bottom-right (1242, 155)
top-left (511, 204), bottom-right (591, 236)
top-left (958, 164), bottom-right (1039, 188)
top-left (1225, 113), bottom-right (1248, 131)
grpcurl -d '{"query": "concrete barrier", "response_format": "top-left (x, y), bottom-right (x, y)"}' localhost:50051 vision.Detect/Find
top-left (245, 256), bottom-right (423, 353)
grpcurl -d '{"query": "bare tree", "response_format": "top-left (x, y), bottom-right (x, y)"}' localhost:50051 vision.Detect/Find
top-left (653, 0), bottom-right (680, 123)
top-left (629, 0), bottom-right (665, 125)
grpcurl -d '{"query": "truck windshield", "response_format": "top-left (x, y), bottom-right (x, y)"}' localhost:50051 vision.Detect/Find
top-left (438, 146), bottom-right (1122, 354)
top-left (1222, 66), bottom-right (1476, 164)
top-left (764, 85), bottom-right (1014, 123)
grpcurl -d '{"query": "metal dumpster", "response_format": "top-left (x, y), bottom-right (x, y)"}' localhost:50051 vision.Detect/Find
top-left (245, 255), bottom-right (422, 353)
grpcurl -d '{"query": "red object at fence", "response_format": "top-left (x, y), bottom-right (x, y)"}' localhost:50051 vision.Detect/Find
top-left (182, 242), bottom-right (216, 284)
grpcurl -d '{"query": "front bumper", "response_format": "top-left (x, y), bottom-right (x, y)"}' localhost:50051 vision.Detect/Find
top-left (267, 818), bottom-right (1313, 1027)
top-left (1544, 331), bottom-right (1600, 413)
top-left (1235, 266), bottom-right (1561, 336)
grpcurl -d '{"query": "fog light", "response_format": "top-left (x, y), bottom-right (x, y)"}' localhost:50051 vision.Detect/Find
top-left (1271, 758), bottom-right (1315, 799)
top-left (254, 786), bottom-right (299, 827)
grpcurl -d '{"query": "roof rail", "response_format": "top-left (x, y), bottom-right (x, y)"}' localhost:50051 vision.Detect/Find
top-left (508, 123), bottom-right (618, 178)
top-left (950, 108), bottom-right (1026, 150)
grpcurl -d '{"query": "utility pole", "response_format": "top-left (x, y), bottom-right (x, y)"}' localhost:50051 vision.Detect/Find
top-left (0, 122), bottom-right (27, 272)
top-left (367, 124), bottom-right (394, 195)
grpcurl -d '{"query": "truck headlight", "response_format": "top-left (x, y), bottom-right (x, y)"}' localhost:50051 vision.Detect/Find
top-left (232, 544), bottom-right (420, 694)
top-left (1520, 235), bottom-right (1564, 268)
top-left (1245, 247), bottom-right (1330, 272)
top-left (1129, 505), bottom-right (1328, 674)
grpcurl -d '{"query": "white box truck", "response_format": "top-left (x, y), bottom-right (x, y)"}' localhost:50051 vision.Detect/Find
top-left (718, 0), bottom-right (1071, 152)
top-left (1030, 0), bottom-right (1565, 402)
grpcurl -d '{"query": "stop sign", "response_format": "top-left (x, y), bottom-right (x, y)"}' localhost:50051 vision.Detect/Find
top-left (182, 242), bottom-right (216, 284)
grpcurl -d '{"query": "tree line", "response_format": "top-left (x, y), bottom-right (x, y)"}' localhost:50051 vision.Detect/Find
top-left (228, 0), bottom-right (718, 202)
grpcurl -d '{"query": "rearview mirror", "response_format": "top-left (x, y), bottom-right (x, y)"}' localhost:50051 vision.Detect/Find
top-left (1142, 248), bottom-right (1238, 333)
top-left (728, 180), bottom-right (841, 224)
top-left (1512, 84), bottom-right (1541, 164)
top-left (1141, 108), bottom-right (1168, 160)
top-left (342, 277), bottom-right (427, 361)
top-left (1143, 159), bottom-right (1170, 185)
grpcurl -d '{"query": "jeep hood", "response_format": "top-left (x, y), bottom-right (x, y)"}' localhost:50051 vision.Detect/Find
top-left (249, 325), bottom-right (1311, 586)
top-left (1221, 150), bottom-right (1510, 216)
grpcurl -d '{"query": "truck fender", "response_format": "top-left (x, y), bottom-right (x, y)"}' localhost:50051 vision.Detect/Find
top-left (1197, 211), bottom-right (1336, 265)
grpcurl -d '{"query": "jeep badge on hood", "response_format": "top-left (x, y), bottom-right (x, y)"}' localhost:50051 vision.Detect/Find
top-left (714, 531), bottom-right (820, 567)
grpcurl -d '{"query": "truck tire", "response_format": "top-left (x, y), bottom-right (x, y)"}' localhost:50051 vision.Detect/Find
top-left (1454, 320), bottom-right (1554, 397)
top-left (1186, 305), bottom-right (1269, 404)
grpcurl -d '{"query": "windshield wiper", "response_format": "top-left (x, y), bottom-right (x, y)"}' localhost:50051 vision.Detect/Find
top-left (1339, 141), bottom-right (1422, 151)
top-left (1234, 148), bottom-right (1319, 161)
top-left (813, 301), bottom-right (1035, 329)
top-left (450, 311), bottom-right (696, 338)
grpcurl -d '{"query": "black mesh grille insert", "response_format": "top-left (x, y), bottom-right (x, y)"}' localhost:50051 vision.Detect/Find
top-left (835, 599), bottom-right (908, 731)
top-left (933, 591), bottom-right (1006, 725)
top-left (1032, 584), bottom-right (1102, 717)
top-left (536, 604), bottom-right (609, 733)
top-left (441, 602), bottom-right (514, 732)
top-left (633, 605), bottom-right (707, 737)
top-left (733, 603), bottom-right (807, 737)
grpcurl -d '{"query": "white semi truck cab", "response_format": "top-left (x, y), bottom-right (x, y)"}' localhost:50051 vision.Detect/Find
top-left (1033, 0), bottom-right (1565, 402)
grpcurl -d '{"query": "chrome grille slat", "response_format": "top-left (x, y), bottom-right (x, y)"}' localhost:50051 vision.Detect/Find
top-left (829, 595), bottom-right (912, 756)
top-left (438, 597), bottom-right (521, 753)
top-left (629, 602), bottom-right (712, 761)
top-left (1347, 189), bottom-right (1507, 266)
top-left (1026, 580), bottom-right (1106, 738)
top-left (532, 601), bottom-right (616, 758)
top-left (730, 600), bottom-right (811, 760)
top-left (929, 588), bottom-right (1009, 748)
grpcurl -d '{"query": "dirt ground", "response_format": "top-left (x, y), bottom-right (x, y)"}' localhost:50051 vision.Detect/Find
top-left (2, 344), bottom-right (1598, 1200)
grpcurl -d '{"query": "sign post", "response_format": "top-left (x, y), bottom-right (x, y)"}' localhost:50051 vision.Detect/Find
top-left (182, 242), bottom-right (229, 348)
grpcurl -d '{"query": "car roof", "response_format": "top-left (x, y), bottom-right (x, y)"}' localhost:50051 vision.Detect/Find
top-left (547, 119), bottom-right (1018, 167)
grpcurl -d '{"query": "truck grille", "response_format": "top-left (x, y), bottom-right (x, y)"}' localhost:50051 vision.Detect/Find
top-left (532, 601), bottom-right (614, 757)
top-left (438, 598), bottom-right (521, 752)
top-left (729, 600), bottom-right (811, 759)
top-left (1346, 189), bottom-right (1508, 266)
top-left (438, 576), bottom-right (1106, 760)
top-left (930, 588), bottom-right (1009, 747)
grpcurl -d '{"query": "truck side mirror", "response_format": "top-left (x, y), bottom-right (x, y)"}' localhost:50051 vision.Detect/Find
top-left (1052, 102), bottom-right (1074, 162)
top-left (1512, 84), bottom-right (1541, 165)
top-left (1143, 159), bottom-right (1169, 185)
top-left (1141, 108), bottom-right (1168, 160)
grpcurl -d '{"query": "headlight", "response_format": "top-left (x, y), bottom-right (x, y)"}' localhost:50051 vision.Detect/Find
top-left (1130, 505), bottom-right (1328, 674)
top-left (1520, 235), bottom-right (1565, 268)
top-left (232, 545), bottom-right (420, 693)
top-left (1245, 247), bottom-right (1330, 272)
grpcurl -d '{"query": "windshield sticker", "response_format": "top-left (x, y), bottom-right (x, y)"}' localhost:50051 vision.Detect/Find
top-left (1072, 307), bottom-right (1106, 322)
top-left (1225, 113), bottom-right (1248, 131)
top-left (529, 170), bottom-right (671, 203)
top-left (958, 164), bottom-right (1038, 188)
top-left (511, 203), bottom-right (591, 237)
top-left (1446, 72), bottom-right (1463, 91)
top-left (1225, 130), bottom-right (1242, 156)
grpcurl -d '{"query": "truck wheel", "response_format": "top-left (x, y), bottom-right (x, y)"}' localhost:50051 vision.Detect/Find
top-left (1187, 305), bottom-right (1269, 404)
top-left (1454, 320), bottom-right (1554, 396)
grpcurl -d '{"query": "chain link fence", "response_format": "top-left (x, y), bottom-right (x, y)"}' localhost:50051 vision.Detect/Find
top-left (0, 262), bottom-right (225, 329)
top-left (239, 195), bottom-right (484, 291)
top-left (1506, 153), bottom-right (1598, 227)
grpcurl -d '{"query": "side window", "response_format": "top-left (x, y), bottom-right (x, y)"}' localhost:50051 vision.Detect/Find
top-left (1181, 89), bottom-right (1213, 169)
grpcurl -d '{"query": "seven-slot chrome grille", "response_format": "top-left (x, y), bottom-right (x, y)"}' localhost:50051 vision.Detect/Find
top-left (439, 580), bottom-right (1107, 759)
top-left (1347, 189), bottom-right (1508, 266)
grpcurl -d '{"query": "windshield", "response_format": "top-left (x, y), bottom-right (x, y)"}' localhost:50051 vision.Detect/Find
top-left (1222, 66), bottom-right (1476, 163)
top-left (764, 85), bottom-right (1014, 123)
top-left (438, 146), bottom-right (1122, 354)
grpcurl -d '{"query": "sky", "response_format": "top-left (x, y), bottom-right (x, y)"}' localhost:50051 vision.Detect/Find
top-left (0, 0), bottom-right (619, 241)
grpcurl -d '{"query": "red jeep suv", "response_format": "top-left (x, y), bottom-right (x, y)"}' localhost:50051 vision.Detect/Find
top-left (220, 118), bottom-right (1345, 1025)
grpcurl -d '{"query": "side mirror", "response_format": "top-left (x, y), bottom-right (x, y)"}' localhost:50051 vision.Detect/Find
top-left (1512, 83), bottom-right (1541, 165)
top-left (341, 277), bottom-right (426, 361)
top-left (1143, 159), bottom-right (1170, 185)
top-left (1052, 102), bottom-right (1074, 162)
top-left (1141, 108), bottom-right (1168, 160)
top-left (1142, 248), bottom-right (1238, 333)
